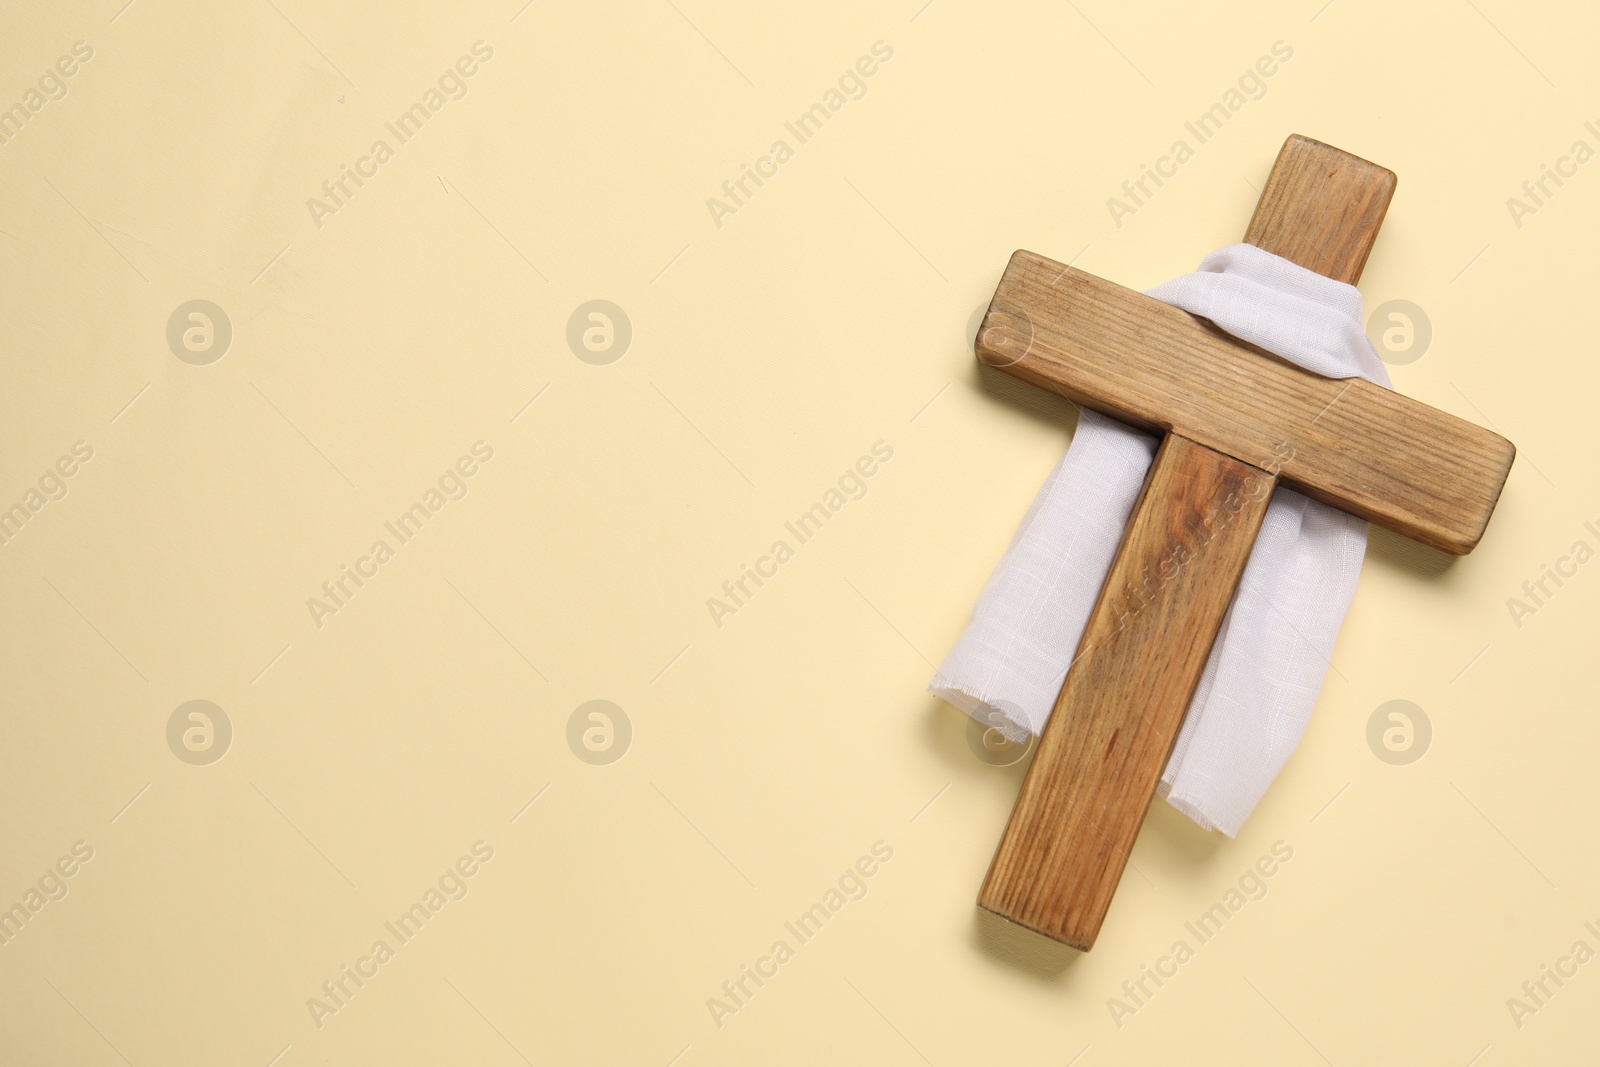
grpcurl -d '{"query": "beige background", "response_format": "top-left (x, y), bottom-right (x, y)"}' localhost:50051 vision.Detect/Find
top-left (1, 0), bottom-right (1596, 1063)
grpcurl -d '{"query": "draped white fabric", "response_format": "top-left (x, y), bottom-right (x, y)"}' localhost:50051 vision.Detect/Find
top-left (931, 243), bottom-right (1391, 837)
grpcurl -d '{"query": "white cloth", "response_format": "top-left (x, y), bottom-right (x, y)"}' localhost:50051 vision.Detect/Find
top-left (932, 243), bottom-right (1391, 837)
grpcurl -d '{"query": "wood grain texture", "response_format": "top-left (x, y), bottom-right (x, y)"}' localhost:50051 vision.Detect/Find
top-left (977, 255), bottom-right (1515, 554)
top-left (977, 435), bottom-right (1275, 949)
top-left (973, 136), bottom-right (1518, 952)
top-left (1243, 134), bottom-right (1396, 284)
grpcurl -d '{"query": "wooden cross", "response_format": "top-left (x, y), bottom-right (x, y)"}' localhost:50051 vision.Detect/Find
top-left (973, 135), bottom-right (1515, 951)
